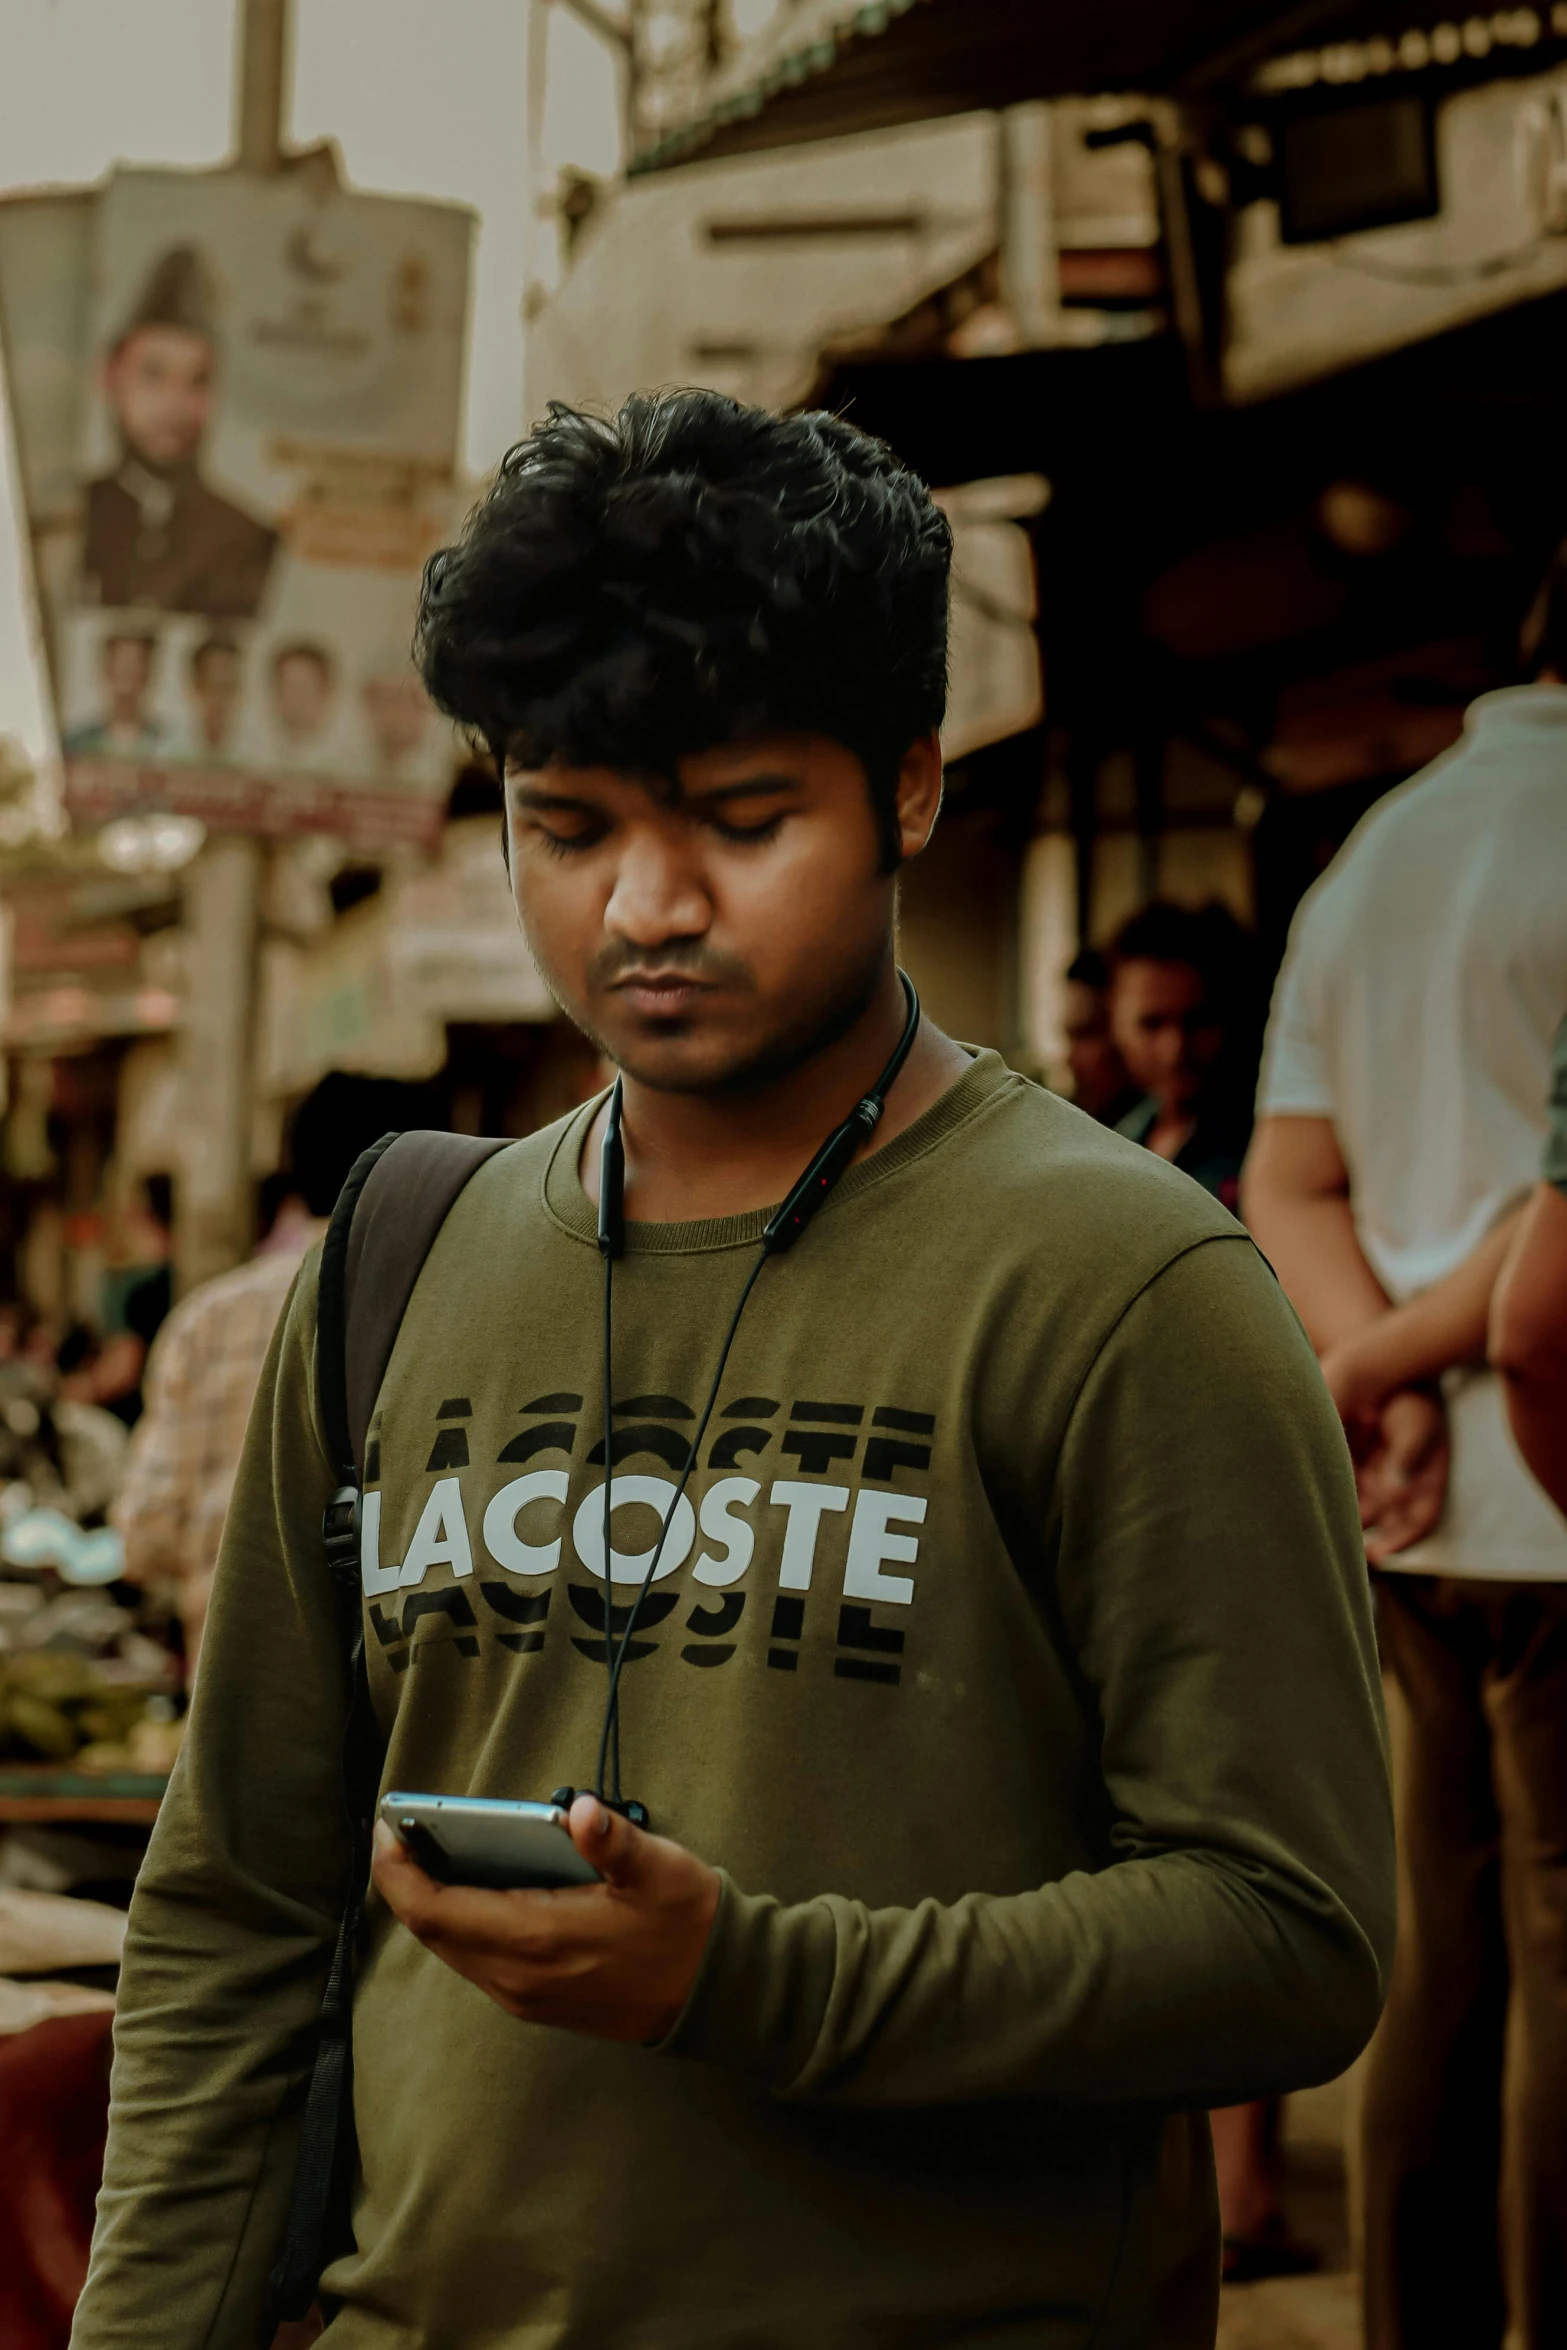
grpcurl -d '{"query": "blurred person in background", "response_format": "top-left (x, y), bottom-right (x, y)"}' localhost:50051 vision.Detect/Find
top-left (113, 1076), bottom-right (406, 1669)
top-left (61, 1176), bottom-right (173, 1429)
top-left (1106, 897), bottom-right (1292, 2276)
top-left (1242, 541), bottom-right (1567, 2350)
top-left (1109, 900), bottom-right (1260, 1210)
top-left (1060, 947), bottom-right (1139, 1123)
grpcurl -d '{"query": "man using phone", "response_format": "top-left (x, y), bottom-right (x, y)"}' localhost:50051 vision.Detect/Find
top-left (73, 394), bottom-right (1393, 2350)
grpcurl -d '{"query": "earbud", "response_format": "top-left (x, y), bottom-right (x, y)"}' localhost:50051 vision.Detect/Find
top-left (597, 1078), bottom-right (625, 1260)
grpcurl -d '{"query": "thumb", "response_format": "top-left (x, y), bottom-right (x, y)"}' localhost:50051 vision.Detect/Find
top-left (568, 1792), bottom-right (647, 1889)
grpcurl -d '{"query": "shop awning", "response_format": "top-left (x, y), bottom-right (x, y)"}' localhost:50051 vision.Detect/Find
top-left (629, 0), bottom-right (1451, 174)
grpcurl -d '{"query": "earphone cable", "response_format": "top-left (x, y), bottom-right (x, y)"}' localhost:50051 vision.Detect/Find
top-left (593, 1244), bottom-right (769, 1808)
top-left (599, 1225), bottom-right (621, 1804)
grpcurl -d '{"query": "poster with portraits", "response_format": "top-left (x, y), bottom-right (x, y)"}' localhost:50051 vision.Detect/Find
top-left (0, 165), bottom-right (473, 851)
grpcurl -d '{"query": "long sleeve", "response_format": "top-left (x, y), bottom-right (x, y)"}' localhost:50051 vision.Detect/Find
top-left (72, 1257), bottom-right (348, 2350)
top-left (667, 1236), bottom-right (1395, 2110)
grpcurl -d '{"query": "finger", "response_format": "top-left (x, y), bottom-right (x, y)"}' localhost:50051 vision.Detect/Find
top-left (371, 1820), bottom-right (443, 1931)
top-left (568, 1792), bottom-right (644, 1889)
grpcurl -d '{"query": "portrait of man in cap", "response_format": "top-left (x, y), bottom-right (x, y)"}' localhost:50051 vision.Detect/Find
top-left (83, 243), bottom-right (277, 620)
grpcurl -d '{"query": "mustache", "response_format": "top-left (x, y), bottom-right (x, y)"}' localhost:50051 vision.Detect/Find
top-left (588, 941), bottom-right (754, 990)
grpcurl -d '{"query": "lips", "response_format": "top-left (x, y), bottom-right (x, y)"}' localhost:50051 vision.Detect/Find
top-left (612, 973), bottom-right (711, 1016)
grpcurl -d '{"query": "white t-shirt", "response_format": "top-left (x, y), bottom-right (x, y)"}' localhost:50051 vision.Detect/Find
top-left (1258, 683), bottom-right (1567, 1580)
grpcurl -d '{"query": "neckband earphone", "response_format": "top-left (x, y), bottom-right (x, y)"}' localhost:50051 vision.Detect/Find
top-left (559, 970), bottom-right (922, 1826)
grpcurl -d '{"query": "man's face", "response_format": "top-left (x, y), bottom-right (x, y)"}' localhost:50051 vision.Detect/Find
top-left (1110, 958), bottom-right (1225, 1112)
top-left (103, 325), bottom-right (214, 469)
top-left (191, 647), bottom-right (242, 746)
top-left (1062, 978), bottom-right (1130, 1118)
top-left (505, 732), bottom-right (934, 1094)
top-left (102, 636), bottom-right (153, 718)
top-left (273, 654), bottom-right (332, 739)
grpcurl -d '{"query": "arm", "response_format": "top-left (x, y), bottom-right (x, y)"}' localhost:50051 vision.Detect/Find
top-left (71, 1263), bottom-right (346, 2350)
top-left (1239, 1115), bottom-right (1388, 1351)
top-left (1241, 1116), bottom-right (1447, 1562)
top-left (379, 1239), bottom-right (1394, 2111)
top-left (1490, 1183), bottom-right (1567, 1517)
top-left (110, 1311), bottom-right (195, 1593)
top-left (1318, 1208), bottom-right (1525, 1422)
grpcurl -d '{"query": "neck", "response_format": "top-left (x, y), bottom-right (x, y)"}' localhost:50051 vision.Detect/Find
top-left (581, 964), bottom-right (971, 1223)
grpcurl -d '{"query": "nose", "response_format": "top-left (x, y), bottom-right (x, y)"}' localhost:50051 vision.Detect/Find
top-left (603, 829), bottom-right (711, 951)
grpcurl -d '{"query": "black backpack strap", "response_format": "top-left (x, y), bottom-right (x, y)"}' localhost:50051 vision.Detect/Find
top-left (266, 1129), bottom-right (512, 2327)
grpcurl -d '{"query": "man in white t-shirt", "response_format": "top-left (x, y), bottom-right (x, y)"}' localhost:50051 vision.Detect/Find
top-left (1243, 546), bottom-right (1567, 2350)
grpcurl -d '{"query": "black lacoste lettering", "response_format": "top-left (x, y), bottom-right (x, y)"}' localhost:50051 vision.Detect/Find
top-left (722, 1396), bottom-right (779, 1419)
top-left (834, 1657), bottom-right (899, 1685)
top-left (770, 1596), bottom-right (805, 1641)
top-left (368, 1603), bottom-right (404, 1650)
top-left (586, 1423), bottom-right (693, 1471)
top-left (781, 1429), bottom-right (857, 1475)
top-left (614, 1393), bottom-right (694, 1419)
top-left (498, 1631), bottom-right (546, 1655)
top-left (837, 1604), bottom-right (905, 1656)
top-left (567, 1580), bottom-right (677, 1666)
top-left (872, 1406), bottom-right (935, 1434)
top-left (767, 1649), bottom-right (799, 1671)
top-left (403, 1587), bottom-right (479, 1638)
top-left (522, 1391), bottom-right (584, 1413)
top-left (425, 1428), bottom-right (470, 1472)
top-left (790, 1401), bottom-right (864, 1425)
top-left (686, 1593), bottom-right (744, 1637)
top-left (863, 1436), bottom-right (931, 1482)
top-left (682, 1645), bottom-right (736, 1667)
top-left (496, 1419), bottom-right (576, 1464)
top-left (479, 1583), bottom-right (551, 1625)
top-left (708, 1424), bottom-right (771, 1470)
top-left (437, 1398), bottom-right (472, 1419)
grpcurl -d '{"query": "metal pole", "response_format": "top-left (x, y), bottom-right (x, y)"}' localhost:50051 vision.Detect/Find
top-left (174, 0), bottom-right (289, 1293)
top-left (235, 0), bottom-right (289, 172)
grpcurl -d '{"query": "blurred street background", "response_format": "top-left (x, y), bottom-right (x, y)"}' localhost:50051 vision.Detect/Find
top-left (3, 4), bottom-right (1567, 2344)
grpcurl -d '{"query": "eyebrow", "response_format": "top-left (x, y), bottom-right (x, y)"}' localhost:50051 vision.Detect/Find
top-left (510, 772), bottom-right (804, 815)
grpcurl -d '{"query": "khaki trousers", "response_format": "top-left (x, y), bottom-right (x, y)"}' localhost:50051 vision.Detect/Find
top-left (1362, 1574), bottom-right (1567, 2350)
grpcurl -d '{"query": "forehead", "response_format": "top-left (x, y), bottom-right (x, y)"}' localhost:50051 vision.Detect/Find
top-left (115, 325), bottom-right (212, 373)
top-left (1113, 956), bottom-right (1211, 1013)
top-left (507, 730), bottom-right (848, 798)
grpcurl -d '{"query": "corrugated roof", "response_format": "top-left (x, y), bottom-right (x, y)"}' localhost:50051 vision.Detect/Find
top-left (628, 1), bottom-right (1498, 173)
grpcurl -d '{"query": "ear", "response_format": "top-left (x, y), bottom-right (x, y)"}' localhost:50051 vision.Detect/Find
top-left (894, 730), bottom-right (944, 861)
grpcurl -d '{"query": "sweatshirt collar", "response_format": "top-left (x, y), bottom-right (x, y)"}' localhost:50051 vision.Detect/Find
top-left (542, 1046), bottom-right (1012, 1255)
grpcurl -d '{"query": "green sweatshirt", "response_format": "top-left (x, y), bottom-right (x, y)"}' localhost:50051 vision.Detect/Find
top-left (72, 1052), bottom-right (1392, 2350)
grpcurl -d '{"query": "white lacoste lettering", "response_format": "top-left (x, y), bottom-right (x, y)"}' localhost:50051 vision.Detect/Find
top-left (691, 1476), bottom-right (761, 1587)
top-left (842, 1489), bottom-right (925, 1606)
top-left (571, 1474), bottom-right (697, 1585)
top-left (482, 1470), bottom-right (569, 1575)
top-left (399, 1476), bottom-right (474, 1587)
top-left (768, 1481), bottom-right (850, 1591)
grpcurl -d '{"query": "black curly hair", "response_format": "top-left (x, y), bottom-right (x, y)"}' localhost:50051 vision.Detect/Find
top-left (414, 390), bottom-right (952, 870)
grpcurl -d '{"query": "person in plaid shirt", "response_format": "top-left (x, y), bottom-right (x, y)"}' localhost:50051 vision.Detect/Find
top-left (113, 1077), bottom-right (411, 1667)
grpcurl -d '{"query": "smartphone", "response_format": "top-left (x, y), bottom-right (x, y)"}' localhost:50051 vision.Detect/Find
top-left (379, 1793), bottom-right (603, 1891)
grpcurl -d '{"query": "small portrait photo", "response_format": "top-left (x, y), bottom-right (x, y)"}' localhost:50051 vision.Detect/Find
top-left (174, 632), bottom-right (247, 761)
top-left (61, 620), bottom-right (167, 759)
top-left (358, 658), bottom-right (445, 782)
top-left (82, 242), bottom-right (278, 622)
top-left (239, 635), bottom-right (358, 775)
